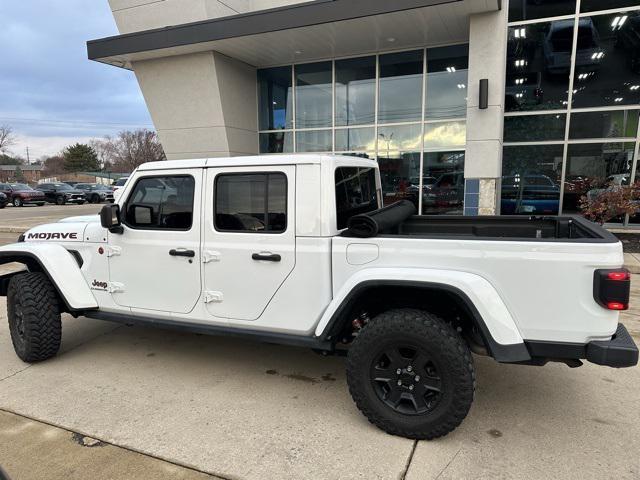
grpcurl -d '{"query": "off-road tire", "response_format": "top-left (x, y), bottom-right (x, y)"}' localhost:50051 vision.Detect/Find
top-left (7, 272), bottom-right (61, 363)
top-left (346, 308), bottom-right (475, 440)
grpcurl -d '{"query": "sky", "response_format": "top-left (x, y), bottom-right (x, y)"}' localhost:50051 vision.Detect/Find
top-left (0, 0), bottom-right (153, 160)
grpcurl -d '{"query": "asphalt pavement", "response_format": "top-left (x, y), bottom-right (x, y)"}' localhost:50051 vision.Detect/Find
top-left (0, 203), bottom-right (101, 232)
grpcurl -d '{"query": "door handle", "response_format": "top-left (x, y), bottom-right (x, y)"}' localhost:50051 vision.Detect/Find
top-left (252, 252), bottom-right (281, 262)
top-left (169, 248), bottom-right (195, 258)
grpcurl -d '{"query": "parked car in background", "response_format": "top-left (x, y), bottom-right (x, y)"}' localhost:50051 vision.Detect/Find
top-left (501, 174), bottom-right (561, 215)
top-left (63, 181), bottom-right (78, 187)
top-left (0, 192), bottom-right (7, 209)
top-left (111, 176), bottom-right (129, 201)
top-left (0, 183), bottom-right (46, 207)
top-left (75, 183), bottom-right (115, 203)
top-left (37, 183), bottom-right (86, 205)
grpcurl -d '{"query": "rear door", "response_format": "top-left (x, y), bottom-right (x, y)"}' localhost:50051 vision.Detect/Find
top-left (202, 166), bottom-right (295, 321)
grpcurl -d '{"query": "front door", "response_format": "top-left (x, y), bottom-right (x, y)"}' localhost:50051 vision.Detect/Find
top-left (202, 166), bottom-right (295, 321)
top-left (108, 169), bottom-right (202, 314)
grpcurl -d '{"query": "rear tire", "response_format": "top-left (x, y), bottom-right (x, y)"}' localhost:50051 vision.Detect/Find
top-left (56, 196), bottom-right (65, 205)
top-left (346, 308), bottom-right (475, 440)
top-left (7, 272), bottom-right (62, 363)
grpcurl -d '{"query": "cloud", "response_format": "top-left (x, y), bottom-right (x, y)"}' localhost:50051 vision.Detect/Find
top-left (0, 0), bottom-right (152, 155)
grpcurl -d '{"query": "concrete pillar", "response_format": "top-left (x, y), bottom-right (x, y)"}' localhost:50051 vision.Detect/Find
top-left (132, 52), bottom-right (259, 160)
top-left (464, 7), bottom-right (508, 215)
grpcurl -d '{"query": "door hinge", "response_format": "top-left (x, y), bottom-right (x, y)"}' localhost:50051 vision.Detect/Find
top-left (202, 250), bottom-right (221, 263)
top-left (106, 245), bottom-right (122, 257)
top-left (203, 291), bottom-right (223, 303)
top-left (107, 282), bottom-right (125, 294)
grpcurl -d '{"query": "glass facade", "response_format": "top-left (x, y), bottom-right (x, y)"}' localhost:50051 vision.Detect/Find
top-left (258, 45), bottom-right (469, 214)
top-left (504, 3), bottom-right (640, 226)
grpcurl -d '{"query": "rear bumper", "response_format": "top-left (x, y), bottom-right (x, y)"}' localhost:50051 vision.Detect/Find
top-left (586, 323), bottom-right (639, 368)
top-left (525, 323), bottom-right (638, 368)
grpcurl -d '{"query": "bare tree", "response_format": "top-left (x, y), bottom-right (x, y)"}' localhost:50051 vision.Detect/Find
top-left (0, 125), bottom-right (16, 153)
top-left (100, 129), bottom-right (166, 172)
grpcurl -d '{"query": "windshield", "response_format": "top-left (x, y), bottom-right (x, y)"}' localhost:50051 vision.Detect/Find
top-left (93, 184), bottom-right (111, 190)
top-left (9, 184), bottom-right (32, 190)
top-left (114, 178), bottom-right (128, 186)
top-left (54, 184), bottom-right (73, 190)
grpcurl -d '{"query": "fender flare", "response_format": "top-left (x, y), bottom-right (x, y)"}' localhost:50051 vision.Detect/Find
top-left (0, 243), bottom-right (98, 312)
top-left (315, 268), bottom-right (531, 363)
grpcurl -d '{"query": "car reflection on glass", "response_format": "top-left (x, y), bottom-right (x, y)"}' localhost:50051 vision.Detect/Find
top-left (501, 174), bottom-right (560, 215)
top-left (422, 171), bottom-right (465, 214)
top-left (544, 19), bottom-right (602, 75)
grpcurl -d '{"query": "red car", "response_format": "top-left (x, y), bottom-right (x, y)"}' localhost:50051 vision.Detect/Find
top-left (0, 182), bottom-right (46, 207)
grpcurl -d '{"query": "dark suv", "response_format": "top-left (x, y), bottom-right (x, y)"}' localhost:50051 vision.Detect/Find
top-left (0, 183), bottom-right (46, 207)
top-left (75, 183), bottom-right (115, 203)
top-left (38, 183), bottom-right (86, 205)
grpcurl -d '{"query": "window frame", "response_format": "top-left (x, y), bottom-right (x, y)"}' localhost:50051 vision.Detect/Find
top-left (122, 174), bottom-right (196, 232)
top-left (213, 171), bottom-right (289, 235)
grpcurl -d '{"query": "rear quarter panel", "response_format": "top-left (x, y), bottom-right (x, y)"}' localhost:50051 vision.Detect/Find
top-left (331, 236), bottom-right (623, 344)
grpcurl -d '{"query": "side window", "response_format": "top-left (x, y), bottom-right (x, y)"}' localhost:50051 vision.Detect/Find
top-left (215, 173), bottom-right (287, 233)
top-left (335, 167), bottom-right (379, 230)
top-left (124, 175), bottom-right (195, 230)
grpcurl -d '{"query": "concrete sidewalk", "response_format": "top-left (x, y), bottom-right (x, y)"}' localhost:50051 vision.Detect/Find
top-left (0, 298), bottom-right (639, 480)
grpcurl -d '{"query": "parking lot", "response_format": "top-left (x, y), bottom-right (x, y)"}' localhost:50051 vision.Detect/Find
top-left (0, 206), bottom-right (639, 479)
top-left (0, 203), bottom-right (101, 232)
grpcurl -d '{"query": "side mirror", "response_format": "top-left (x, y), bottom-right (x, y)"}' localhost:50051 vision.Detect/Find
top-left (100, 203), bottom-right (123, 234)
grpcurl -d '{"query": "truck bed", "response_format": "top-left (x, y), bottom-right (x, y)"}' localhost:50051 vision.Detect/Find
top-left (380, 215), bottom-right (618, 243)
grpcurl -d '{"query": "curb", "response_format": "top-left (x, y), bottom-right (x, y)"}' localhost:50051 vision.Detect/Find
top-left (0, 227), bottom-right (28, 234)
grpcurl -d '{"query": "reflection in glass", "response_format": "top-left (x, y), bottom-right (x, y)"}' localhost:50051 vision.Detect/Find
top-left (572, 12), bottom-right (640, 108)
top-left (258, 66), bottom-right (293, 130)
top-left (563, 143), bottom-right (635, 221)
top-left (502, 145), bottom-right (563, 215)
top-left (509, 0), bottom-right (576, 23)
top-left (335, 56), bottom-right (376, 126)
top-left (569, 110), bottom-right (639, 139)
top-left (295, 62), bottom-right (332, 128)
top-left (581, 0), bottom-right (640, 12)
top-left (422, 152), bottom-right (466, 215)
top-left (377, 124), bottom-right (421, 207)
top-left (506, 22), bottom-right (573, 111)
top-left (296, 130), bottom-right (332, 152)
top-left (379, 50), bottom-right (424, 124)
top-left (259, 132), bottom-right (293, 153)
top-left (425, 45), bottom-right (469, 119)
top-left (335, 128), bottom-right (375, 152)
top-left (504, 114), bottom-right (566, 142)
top-left (424, 121), bottom-right (466, 149)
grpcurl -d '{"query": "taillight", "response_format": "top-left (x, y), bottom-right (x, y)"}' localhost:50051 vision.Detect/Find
top-left (594, 269), bottom-right (631, 311)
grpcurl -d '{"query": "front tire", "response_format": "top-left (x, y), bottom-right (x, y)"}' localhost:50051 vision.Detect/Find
top-left (346, 309), bottom-right (475, 440)
top-left (7, 272), bottom-right (62, 363)
top-left (13, 197), bottom-right (22, 207)
top-left (56, 196), bottom-right (65, 205)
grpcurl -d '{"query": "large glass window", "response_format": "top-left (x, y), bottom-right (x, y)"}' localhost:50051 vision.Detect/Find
top-left (295, 62), bottom-right (332, 129)
top-left (258, 66), bottom-right (292, 130)
top-left (502, 145), bottom-right (562, 215)
top-left (296, 130), bottom-right (332, 152)
top-left (572, 11), bottom-right (640, 109)
top-left (378, 50), bottom-right (424, 124)
top-left (125, 176), bottom-right (195, 230)
top-left (335, 167), bottom-right (379, 229)
top-left (423, 121), bottom-right (466, 150)
top-left (259, 132), bottom-right (293, 154)
top-left (215, 173), bottom-right (287, 233)
top-left (581, 1), bottom-right (640, 13)
top-left (335, 127), bottom-right (375, 153)
top-left (563, 143), bottom-right (635, 216)
top-left (422, 151), bottom-right (466, 215)
top-left (506, 22), bottom-right (573, 111)
top-left (504, 114), bottom-right (567, 142)
top-left (509, 0), bottom-right (576, 23)
top-left (425, 45), bottom-right (469, 120)
top-left (569, 110), bottom-right (639, 139)
top-left (377, 124), bottom-right (421, 207)
top-left (335, 56), bottom-right (376, 126)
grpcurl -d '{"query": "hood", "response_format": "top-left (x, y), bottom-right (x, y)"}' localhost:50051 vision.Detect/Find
top-left (59, 214), bottom-right (100, 223)
top-left (23, 222), bottom-right (88, 243)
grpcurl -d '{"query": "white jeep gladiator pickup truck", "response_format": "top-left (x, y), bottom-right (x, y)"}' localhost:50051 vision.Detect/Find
top-left (0, 155), bottom-right (637, 439)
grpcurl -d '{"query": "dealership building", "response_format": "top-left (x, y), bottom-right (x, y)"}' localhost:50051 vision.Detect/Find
top-left (89, 0), bottom-right (640, 222)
